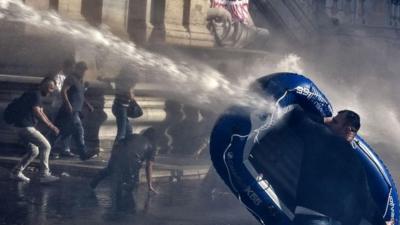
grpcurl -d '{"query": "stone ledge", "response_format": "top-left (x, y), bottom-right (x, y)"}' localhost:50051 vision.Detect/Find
top-left (0, 155), bottom-right (209, 182)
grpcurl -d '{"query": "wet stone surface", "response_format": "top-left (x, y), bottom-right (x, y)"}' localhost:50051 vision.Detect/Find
top-left (0, 167), bottom-right (258, 225)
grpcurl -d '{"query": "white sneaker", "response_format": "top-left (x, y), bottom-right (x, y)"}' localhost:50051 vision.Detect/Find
top-left (10, 171), bottom-right (30, 183)
top-left (40, 174), bottom-right (60, 183)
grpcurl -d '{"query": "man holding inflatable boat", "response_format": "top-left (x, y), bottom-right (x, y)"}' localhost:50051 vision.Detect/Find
top-left (210, 73), bottom-right (397, 225)
top-left (289, 107), bottom-right (393, 225)
top-left (265, 74), bottom-right (396, 225)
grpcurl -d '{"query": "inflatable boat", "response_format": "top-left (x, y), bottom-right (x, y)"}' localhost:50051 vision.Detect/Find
top-left (210, 73), bottom-right (399, 224)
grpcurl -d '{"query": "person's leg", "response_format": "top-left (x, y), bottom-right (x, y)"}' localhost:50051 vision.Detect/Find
top-left (111, 169), bottom-right (123, 211)
top-left (11, 127), bottom-right (58, 182)
top-left (10, 143), bottom-right (38, 182)
top-left (90, 150), bottom-right (118, 188)
top-left (25, 127), bottom-right (52, 176)
top-left (125, 117), bottom-right (133, 136)
top-left (13, 142), bottom-right (39, 172)
top-left (59, 136), bottom-right (75, 157)
top-left (71, 112), bottom-right (95, 160)
top-left (119, 169), bottom-right (137, 212)
top-left (51, 113), bottom-right (72, 158)
top-left (11, 127), bottom-right (40, 182)
top-left (56, 111), bottom-right (73, 156)
top-left (51, 123), bottom-right (73, 158)
top-left (112, 102), bottom-right (128, 144)
top-left (90, 166), bottom-right (111, 189)
top-left (18, 127), bottom-right (59, 182)
top-left (127, 164), bottom-right (141, 192)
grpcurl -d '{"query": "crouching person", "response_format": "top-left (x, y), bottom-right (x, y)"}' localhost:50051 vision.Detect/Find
top-left (90, 128), bottom-right (157, 211)
top-left (5, 77), bottom-right (60, 183)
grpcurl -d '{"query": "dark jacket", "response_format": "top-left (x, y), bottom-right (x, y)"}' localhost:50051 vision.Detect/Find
top-left (286, 107), bottom-right (382, 225)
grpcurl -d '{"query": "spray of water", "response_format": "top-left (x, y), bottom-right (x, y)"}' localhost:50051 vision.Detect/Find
top-left (0, 0), bottom-right (274, 113)
top-left (8, 0), bottom-right (398, 164)
top-left (246, 39), bottom-right (400, 172)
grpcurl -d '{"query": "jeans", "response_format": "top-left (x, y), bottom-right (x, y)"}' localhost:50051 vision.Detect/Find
top-left (14, 127), bottom-right (51, 175)
top-left (47, 95), bottom-right (72, 153)
top-left (112, 101), bottom-right (133, 143)
top-left (292, 215), bottom-right (342, 225)
top-left (48, 130), bottom-right (71, 154)
top-left (53, 111), bottom-right (87, 157)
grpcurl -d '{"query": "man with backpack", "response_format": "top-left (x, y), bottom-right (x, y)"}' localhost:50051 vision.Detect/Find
top-left (4, 77), bottom-right (60, 183)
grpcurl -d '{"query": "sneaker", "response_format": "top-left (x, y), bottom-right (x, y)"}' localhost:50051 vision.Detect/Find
top-left (80, 150), bottom-right (98, 161)
top-left (10, 171), bottom-right (30, 183)
top-left (40, 174), bottom-right (60, 183)
top-left (60, 150), bottom-right (76, 158)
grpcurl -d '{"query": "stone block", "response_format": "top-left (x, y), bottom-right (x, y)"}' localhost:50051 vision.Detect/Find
top-left (102, 0), bottom-right (130, 38)
top-left (58, 0), bottom-right (85, 21)
top-left (127, 0), bottom-right (154, 44)
top-left (188, 0), bottom-right (214, 47)
top-left (24, 0), bottom-right (50, 10)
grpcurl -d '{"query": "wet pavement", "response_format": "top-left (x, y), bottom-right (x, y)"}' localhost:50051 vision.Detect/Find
top-left (0, 167), bottom-right (258, 225)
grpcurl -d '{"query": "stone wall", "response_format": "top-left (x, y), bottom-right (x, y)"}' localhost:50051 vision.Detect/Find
top-left (37, 0), bottom-right (214, 46)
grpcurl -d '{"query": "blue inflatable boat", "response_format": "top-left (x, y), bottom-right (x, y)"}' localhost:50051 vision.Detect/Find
top-left (209, 72), bottom-right (399, 224)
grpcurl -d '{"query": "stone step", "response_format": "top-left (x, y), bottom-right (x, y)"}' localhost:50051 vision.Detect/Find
top-left (0, 155), bottom-right (210, 183)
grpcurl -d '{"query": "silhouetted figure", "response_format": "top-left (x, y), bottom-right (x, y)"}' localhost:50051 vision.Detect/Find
top-left (90, 128), bottom-right (158, 211)
top-left (81, 83), bottom-right (108, 155)
top-left (98, 66), bottom-right (140, 144)
top-left (153, 100), bottom-right (183, 154)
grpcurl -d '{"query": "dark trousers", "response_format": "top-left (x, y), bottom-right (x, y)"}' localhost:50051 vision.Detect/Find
top-left (112, 101), bottom-right (133, 144)
top-left (111, 165), bottom-right (140, 211)
top-left (53, 112), bottom-right (87, 158)
top-left (90, 153), bottom-right (140, 190)
top-left (91, 159), bottom-right (140, 211)
top-left (292, 215), bottom-right (342, 225)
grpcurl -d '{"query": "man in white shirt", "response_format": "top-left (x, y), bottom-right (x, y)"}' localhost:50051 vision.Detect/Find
top-left (50, 59), bottom-right (75, 159)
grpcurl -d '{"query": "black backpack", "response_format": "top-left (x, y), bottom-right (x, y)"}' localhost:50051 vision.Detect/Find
top-left (3, 97), bottom-right (22, 125)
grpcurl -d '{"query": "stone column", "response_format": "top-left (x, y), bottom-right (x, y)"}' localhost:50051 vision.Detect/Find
top-left (24, 0), bottom-right (50, 10)
top-left (187, 0), bottom-right (214, 47)
top-left (81, 0), bottom-right (103, 26)
top-left (127, 0), bottom-right (212, 46)
top-left (58, 0), bottom-right (86, 21)
top-left (102, 0), bottom-right (130, 39)
top-left (128, 0), bottom-right (154, 44)
top-left (148, 0), bottom-right (213, 46)
top-left (162, 0), bottom-right (190, 45)
top-left (355, 0), bottom-right (366, 24)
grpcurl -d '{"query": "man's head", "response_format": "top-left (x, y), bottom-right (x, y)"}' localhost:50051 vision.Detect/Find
top-left (62, 59), bottom-right (75, 75)
top-left (39, 77), bottom-right (56, 96)
top-left (325, 110), bottom-right (360, 142)
top-left (74, 61), bottom-right (88, 79)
